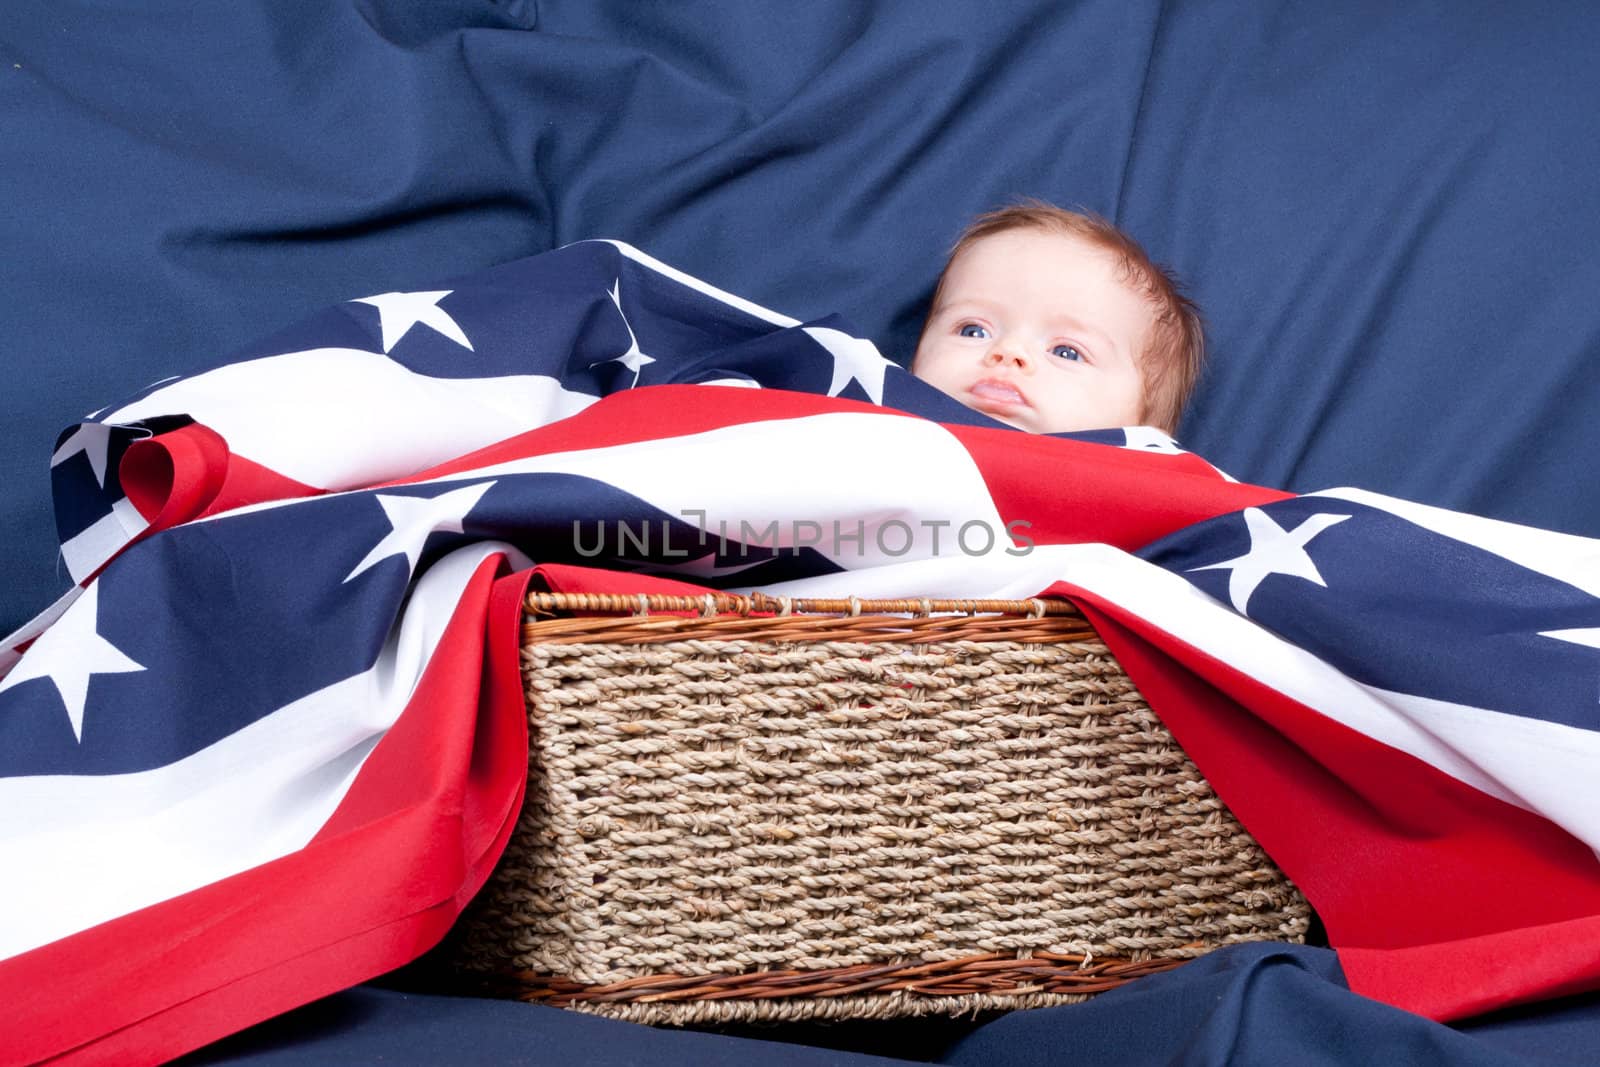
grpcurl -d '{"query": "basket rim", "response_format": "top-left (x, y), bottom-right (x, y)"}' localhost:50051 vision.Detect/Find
top-left (464, 950), bottom-right (1194, 1007)
top-left (525, 590), bottom-right (1083, 621)
top-left (520, 591), bottom-right (1097, 645)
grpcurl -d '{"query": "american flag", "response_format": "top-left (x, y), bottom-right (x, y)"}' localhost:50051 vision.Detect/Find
top-left (4, 241), bottom-right (1599, 1065)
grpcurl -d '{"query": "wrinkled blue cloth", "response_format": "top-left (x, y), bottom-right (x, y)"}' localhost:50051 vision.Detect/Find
top-left (947, 944), bottom-right (1600, 1067)
top-left (7, 1), bottom-right (1600, 633)
top-left (181, 945), bottom-right (1600, 1066)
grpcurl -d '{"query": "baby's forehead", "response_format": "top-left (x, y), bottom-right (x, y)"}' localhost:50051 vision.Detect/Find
top-left (942, 234), bottom-right (1151, 309)
top-left (946, 229), bottom-right (1130, 289)
top-left (962, 225), bottom-right (1105, 258)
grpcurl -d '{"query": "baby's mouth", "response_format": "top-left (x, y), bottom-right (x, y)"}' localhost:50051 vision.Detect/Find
top-left (969, 379), bottom-right (1028, 408)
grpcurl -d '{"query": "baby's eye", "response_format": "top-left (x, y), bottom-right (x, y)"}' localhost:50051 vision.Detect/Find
top-left (958, 323), bottom-right (990, 339)
top-left (1051, 344), bottom-right (1085, 362)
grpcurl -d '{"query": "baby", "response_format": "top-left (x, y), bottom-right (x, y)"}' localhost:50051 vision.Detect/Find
top-left (911, 201), bottom-right (1204, 435)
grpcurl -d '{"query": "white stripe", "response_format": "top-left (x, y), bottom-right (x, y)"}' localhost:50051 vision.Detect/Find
top-left (593, 240), bottom-right (801, 328)
top-left (102, 349), bottom-right (598, 491)
top-left (1311, 487), bottom-right (1600, 599)
top-left (1543, 627), bottom-right (1600, 650)
top-left (0, 541), bottom-right (526, 960)
top-left (58, 497), bottom-right (150, 583)
top-left (412, 412), bottom-right (1012, 571)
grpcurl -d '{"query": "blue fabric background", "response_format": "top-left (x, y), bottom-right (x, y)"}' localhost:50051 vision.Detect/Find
top-left (7, 2), bottom-right (1600, 1061)
top-left (175, 945), bottom-right (1600, 1066)
top-left (7, 0), bottom-right (1600, 633)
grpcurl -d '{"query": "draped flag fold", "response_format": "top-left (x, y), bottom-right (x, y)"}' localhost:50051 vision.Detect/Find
top-left (4, 242), bottom-right (1599, 1064)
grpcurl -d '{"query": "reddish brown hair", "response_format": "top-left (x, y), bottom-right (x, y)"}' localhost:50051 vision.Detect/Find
top-left (926, 200), bottom-right (1205, 434)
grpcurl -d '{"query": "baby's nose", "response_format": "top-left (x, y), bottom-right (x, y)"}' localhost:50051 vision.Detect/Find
top-left (984, 343), bottom-right (1033, 370)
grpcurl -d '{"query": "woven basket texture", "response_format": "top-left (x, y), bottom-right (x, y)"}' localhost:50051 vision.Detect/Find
top-left (448, 621), bottom-right (1309, 1022)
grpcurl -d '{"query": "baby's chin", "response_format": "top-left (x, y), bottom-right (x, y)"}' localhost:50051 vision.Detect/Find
top-left (960, 399), bottom-right (1037, 433)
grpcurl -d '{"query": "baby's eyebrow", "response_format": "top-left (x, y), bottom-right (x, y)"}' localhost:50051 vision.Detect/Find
top-left (931, 298), bottom-right (991, 316)
top-left (1052, 315), bottom-right (1118, 356)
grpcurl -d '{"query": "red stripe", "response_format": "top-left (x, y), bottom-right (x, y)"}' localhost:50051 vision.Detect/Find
top-left (196, 452), bottom-right (323, 520)
top-left (389, 386), bottom-right (1289, 553)
top-left (946, 423), bottom-right (1292, 550)
top-left (120, 424), bottom-right (230, 528)
top-left (120, 426), bottom-right (322, 532)
top-left (167, 383), bottom-right (1281, 557)
top-left (384, 385), bottom-right (923, 487)
top-left (0, 554), bottom-right (529, 1066)
top-left (1340, 913), bottom-right (1600, 1021)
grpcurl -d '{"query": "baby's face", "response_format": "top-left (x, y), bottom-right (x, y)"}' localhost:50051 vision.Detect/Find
top-left (911, 229), bottom-right (1152, 433)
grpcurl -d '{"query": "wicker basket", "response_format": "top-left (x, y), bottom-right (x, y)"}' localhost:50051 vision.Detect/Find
top-left (444, 592), bottom-right (1309, 1023)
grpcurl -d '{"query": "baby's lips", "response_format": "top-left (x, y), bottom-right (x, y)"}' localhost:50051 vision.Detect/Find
top-left (970, 379), bottom-right (1028, 406)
